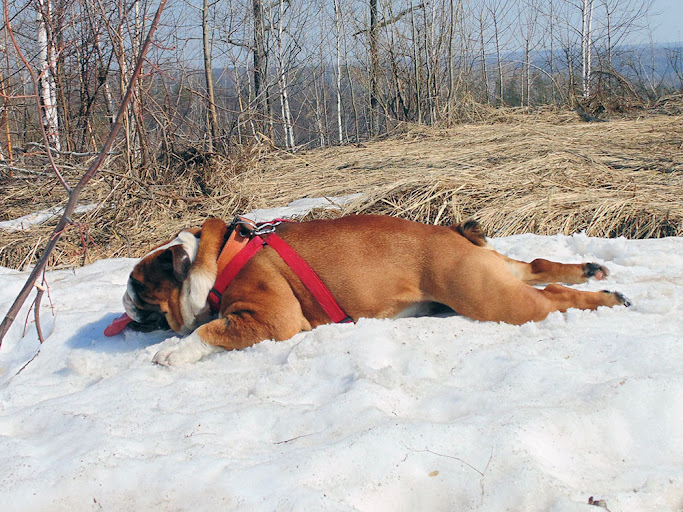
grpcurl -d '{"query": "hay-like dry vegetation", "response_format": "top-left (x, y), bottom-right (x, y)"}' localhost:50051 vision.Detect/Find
top-left (1, 106), bottom-right (681, 270)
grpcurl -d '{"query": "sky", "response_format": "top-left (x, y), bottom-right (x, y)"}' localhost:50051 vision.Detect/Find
top-left (651, 0), bottom-right (683, 43)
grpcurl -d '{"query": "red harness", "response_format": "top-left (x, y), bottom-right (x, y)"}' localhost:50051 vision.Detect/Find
top-left (207, 219), bottom-right (353, 324)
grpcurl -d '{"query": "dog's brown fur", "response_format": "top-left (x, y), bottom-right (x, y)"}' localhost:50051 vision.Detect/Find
top-left (125, 215), bottom-right (629, 364)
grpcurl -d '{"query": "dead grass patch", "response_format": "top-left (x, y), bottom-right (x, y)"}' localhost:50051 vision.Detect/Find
top-left (1, 108), bottom-right (681, 270)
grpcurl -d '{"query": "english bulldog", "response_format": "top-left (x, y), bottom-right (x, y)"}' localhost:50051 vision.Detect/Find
top-left (115, 215), bottom-right (630, 365)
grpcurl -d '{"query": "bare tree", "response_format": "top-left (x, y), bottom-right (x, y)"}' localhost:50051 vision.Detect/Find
top-left (581, 0), bottom-right (596, 98)
top-left (518, 0), bottom-right (540, 105)
top-left (36, 0), bottom-right (60, 152)
top-left (0, 0), bottom-right (665, 168)
top-left (369, 0), bottom-right (379, 135)
top-left (333, 0), bottom-right (343, 143)
top-left (252, 0), bottom-right (271, 138)
top-left (202, 0), bottom-right (220, 151)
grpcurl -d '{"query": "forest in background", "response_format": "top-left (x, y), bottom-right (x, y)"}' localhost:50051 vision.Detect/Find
top-left (0, 0), bottom-right (681, 175)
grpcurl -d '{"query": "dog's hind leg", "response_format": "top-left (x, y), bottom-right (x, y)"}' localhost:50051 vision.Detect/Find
top-left (497, 254), bottom-right (610, 285)
top-left (451, 220), bottom-right (609, 286)
top-left (429, 247), bottom-right (629, 325)
top-left (445, 278), bottom-right (629, 325)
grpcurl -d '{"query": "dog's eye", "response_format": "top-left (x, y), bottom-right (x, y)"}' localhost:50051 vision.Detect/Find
top-left (130, 278), bottom-right (145, 294)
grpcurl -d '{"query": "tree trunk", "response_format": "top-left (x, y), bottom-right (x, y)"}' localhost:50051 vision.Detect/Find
top-left (36, 0), bottom-right (60, 152)
top-left (493, 14), bottom-right (504, 105)
top-left (411, 3), bottom-right (422, 123)
top-left (447, 0), bottom-right (455, 109)
top-left (334, 0), bottom-right (343, 143)
top-left (252, 0), bottom-right (270, 138)
top-left (369, 0), bottom-right (379, 135)
top-left (0, 62), bottom-right (12, 163)
top-left (203, 0), bottom-right (220, 151)
top-left (272, 0), bottom-right (294, 148)
top-left (582, 0), bottom-right (594, 98)
top-left (479, 17), bottom-right (489, 104)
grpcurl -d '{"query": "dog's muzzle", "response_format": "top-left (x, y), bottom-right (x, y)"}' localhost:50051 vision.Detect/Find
top-left (123, 280), bottom-right (170, 333)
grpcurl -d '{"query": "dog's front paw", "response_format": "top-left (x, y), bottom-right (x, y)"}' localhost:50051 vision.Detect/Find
top-left (152, 333), bottom-right (223, 366)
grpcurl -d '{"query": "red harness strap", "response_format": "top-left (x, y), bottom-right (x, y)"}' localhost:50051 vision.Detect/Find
top-left (207, 227), bottom-right (353, 324)
top-left (208, 236), bottom-right (264, 311)
top-left (263, 233), bottom-right (352, 323)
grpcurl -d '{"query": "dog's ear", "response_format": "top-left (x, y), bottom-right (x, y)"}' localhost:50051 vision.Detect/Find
top-left (159, 245), bottom-right (192, 282)
top-left (170, 245), bottom-right (192, 282)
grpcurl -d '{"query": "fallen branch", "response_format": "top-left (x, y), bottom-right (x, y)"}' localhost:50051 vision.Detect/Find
top-left (34, 282), bottom-right (46, 344)
top-left (0, 0), bottom-right (169, 349)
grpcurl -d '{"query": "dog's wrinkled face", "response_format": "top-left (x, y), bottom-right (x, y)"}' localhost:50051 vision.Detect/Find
top-left (123, 230), bottom-right (202, 334)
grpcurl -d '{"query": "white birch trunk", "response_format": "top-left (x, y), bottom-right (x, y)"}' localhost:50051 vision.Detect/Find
top-left (411, 4), bottom-right (422, 123)
top-left (274, 0), bottom-right (295, 148)
top-left (115, 0), bottom-right (136, 169)
top-left (587, 0), bottom-right (594, 96)
top-left (582, 0), bottom-right (594, 98)
top-left (493, 15), bottom-right (504, 104)
top-left (36, 0), bottom-right (60, 152)
top-left (334, 0), bottom-right (343, 144)
top-left (479, 17), bottom-right (489, 104)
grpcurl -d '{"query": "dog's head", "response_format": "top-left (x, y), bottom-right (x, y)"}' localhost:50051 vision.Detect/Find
top-left (123, 229), bottom-right (214, 334)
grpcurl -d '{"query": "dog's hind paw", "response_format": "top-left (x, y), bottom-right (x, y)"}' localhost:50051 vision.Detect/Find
top-left (601, 290), bottom-right (632, 308)
top-left (152, 333), bottom-right (223, 366)
top-left (583, 262), bottom-right (610, 280)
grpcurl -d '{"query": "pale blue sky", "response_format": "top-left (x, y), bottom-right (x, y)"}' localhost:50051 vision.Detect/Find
top-left (650, 0), bottom-right (683, 43)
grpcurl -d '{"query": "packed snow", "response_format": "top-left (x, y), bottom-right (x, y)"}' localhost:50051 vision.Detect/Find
top-left (0, 204), bottom-right (98, 233)
top-left (0, 202), bottom-right (681, 511)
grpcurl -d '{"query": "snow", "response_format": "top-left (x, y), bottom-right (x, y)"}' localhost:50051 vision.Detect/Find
top-left (245, 194), bottom-right (362, 223)
top-left (0, 204), bottom-right (99, 232)
top-left (0, 206), bottom-right (681, 511)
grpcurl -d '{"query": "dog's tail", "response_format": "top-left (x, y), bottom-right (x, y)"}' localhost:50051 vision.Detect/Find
top-left (451, 220), bottom-right (491, 248)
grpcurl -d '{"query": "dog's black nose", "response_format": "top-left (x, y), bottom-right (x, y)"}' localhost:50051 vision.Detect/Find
top-left (128, 311), bottom-right (170, 332)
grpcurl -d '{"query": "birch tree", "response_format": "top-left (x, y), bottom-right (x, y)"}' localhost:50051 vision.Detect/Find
top-left (369, 0), bottom-right (379, 135)
top-left (581, 0), bottom-right (595, 98)
top-left (203, 0), bottom-right (220, 150)
top-left (36, 0), bottom-right (60, 152)
top-left (333, 0), bottom-right (343, 143)
top-left (271, 0), bottom-right (295, 148)
top-left (518, 0), bottom-right (539, 105)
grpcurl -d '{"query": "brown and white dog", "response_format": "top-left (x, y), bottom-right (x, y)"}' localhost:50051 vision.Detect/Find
top-left (122, 215), bottom-right (630, 366)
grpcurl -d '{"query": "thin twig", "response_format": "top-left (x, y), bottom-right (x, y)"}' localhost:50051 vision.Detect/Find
top-left (21, 141), bottom-right (122, 158)
top-left (14, 349), bottom-right (41, 376)
top-left (418, 447), bottom-right (485, 476)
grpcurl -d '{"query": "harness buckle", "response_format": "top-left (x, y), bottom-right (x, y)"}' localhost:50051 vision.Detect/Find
top-left (232, 217), bottom-right (282, 237)
top-left (251, 221), bottom-right (282, 236)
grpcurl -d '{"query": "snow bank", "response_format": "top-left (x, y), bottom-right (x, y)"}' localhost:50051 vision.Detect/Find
top-left (0, 228), bottom-right (681, 511)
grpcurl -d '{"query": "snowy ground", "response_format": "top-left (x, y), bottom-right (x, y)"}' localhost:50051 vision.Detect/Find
top-left (0, 207), bottom-right (681, 511)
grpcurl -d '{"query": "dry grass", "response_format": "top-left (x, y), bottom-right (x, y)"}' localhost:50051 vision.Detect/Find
top-left (1, 107), bottom-right (682, 270)
top-left (251, 109), bottom-right (683, 237)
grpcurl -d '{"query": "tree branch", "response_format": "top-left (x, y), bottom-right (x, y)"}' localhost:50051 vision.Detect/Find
top-left (354, 2), bottom-right (428, 36)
